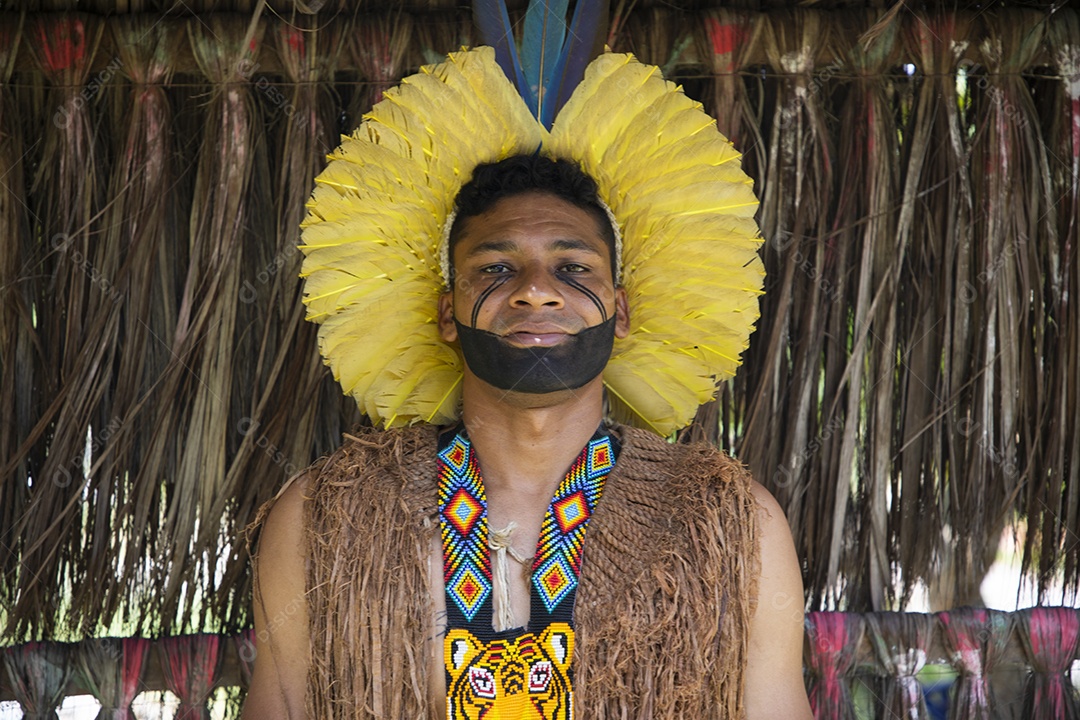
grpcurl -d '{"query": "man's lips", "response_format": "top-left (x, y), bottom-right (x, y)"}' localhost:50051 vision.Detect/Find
top-left (500, 326), bottom-right (574, 347)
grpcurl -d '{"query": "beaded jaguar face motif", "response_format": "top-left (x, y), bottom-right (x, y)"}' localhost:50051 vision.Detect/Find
top-left (444, 623), bottom-right (574, 719)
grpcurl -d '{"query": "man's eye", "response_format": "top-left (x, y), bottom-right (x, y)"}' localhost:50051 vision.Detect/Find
top-left (560, 263), bottom-right (589, 273)
top-left (481, 264), bottom-right (512, 274)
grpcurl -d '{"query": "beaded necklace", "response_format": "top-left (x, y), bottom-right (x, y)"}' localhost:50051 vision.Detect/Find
top-left (437, 425), bottom-right (617, 718)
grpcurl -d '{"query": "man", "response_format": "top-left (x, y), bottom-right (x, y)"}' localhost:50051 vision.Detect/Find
top-left (244, 49), bottom-right (811, 719)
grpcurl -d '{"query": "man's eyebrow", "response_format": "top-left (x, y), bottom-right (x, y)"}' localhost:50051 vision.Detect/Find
top-left (464, 238), bottom-right (603, 257)
top-left (465, 239), bottom-right (518, 257)
top-left (552, 238), bottom-right (603, 255)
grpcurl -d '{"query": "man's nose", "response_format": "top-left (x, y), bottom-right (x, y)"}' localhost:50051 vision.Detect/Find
top-left (507, 264), bottom-right (564, 308)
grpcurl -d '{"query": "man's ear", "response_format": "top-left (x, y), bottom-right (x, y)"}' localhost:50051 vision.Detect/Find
top-left (614, 286), bottom-right (630, 339)
top-left (438, 290), bottom-right (458, 342)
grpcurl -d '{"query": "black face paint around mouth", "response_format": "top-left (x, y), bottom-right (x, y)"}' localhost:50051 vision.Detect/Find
top-left (454, 317), bottom-right (617, 394)
top-left (454, 264), bottom-right (618, 394)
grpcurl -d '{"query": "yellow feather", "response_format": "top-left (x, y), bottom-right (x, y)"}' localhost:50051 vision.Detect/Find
top-left (550, 55), bottom-right (664, 162)
top-left (300, 48), bottom-right (764, 432)
top-left (300, 48), bottom-right (540, 427)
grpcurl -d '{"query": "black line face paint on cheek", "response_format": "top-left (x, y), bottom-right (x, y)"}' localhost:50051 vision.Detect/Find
top-left (557, 274), bottom-right (608, 322)
top-left (469, 275), bottom-right (510, 328)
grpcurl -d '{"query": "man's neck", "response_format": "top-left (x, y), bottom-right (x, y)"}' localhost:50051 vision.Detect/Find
top-left (459, 374), bottom-right (606, 496)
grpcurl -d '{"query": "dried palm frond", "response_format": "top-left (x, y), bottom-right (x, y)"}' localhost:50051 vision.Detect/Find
top-left (890, 13), bottom-right (977, 611)
top-left (1043, 9), bottom-right (1080, 602)
top-left (123, 15), bottom-right (270, 634)
top-left (0, 12), bottom-right (29, 624)
top-left (415, 9), bottom-right (475, 67)
top-left (6, 13), bottom-right (106, 641)
top-left (1015, 8), bottom-right (1080, 603)
top-left (740, 8), bottom-right (835, 602)
top-left (65, 15), bottom-right (187, 635)
top-left (3, 6), bottom-right (1080, 642)
top-left (694, 9), bottom-right (765, 164)
top-left (609, 6), bottom-right (683, 72)
top-left (812, 9), bottom-right (902, 612)
top-left (950, 10), bottom-right (1052, 607)
top-left (683, 9), bottom-right (764, 448)
top-left (348, 11), bottom-right (416, 126)
top-left (215, 12), bottom-right (352, 629)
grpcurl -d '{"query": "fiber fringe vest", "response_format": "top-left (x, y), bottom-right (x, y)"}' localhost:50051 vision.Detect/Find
top-left (253, 424), bottom-right (761, 719)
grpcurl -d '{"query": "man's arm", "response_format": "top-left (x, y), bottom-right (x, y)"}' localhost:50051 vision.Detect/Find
top-left (743, 481), bottom-right (814, 719)
top-left (241, 477), bottom-right (310, 720)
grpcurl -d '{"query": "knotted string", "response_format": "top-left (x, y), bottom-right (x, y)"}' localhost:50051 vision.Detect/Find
top-left (488, 522), bottom-right (532, 632)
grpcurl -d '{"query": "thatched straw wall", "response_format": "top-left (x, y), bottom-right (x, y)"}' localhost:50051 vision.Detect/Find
top-left (1, 4), bottom-right (1078, 642)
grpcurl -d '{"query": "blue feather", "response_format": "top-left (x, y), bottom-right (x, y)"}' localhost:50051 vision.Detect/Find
top-left (473, 0), bottom-right (533, 112)
top-left (521, 0), bottom-right (570, 123)
top-left (545, 0), bottom-right (609, 127)
top-left (473, 0), bottom-right (609, 128)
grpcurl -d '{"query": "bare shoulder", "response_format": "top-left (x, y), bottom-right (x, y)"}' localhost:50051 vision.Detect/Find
top-left (242, 472), bottom-right (313, 720)
top-left (743, 479), bottom-right (813, 719)
top-left (261, 472), bottom-right (310, 543)
top-left (747, 480), bottom-right (790, 545)
top-left (745, 480), bottom-right (804, 619)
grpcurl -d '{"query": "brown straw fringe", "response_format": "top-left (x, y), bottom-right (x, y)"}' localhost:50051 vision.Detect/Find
top-left (573, 427), bottom-right (759, 719)
top-left (249, 424), bottom-right (759, 719)
top-left (0, 13), bottom-right (28, 618)
top-left (1045, 10), bottom-right (1080, 599)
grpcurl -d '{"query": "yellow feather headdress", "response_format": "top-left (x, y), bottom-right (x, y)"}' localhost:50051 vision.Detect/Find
top-left (300, 47), bottom-right (764, 435)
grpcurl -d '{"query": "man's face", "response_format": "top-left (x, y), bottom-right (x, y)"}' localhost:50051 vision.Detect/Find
top-left (438, 191), bottom-right (629, 394)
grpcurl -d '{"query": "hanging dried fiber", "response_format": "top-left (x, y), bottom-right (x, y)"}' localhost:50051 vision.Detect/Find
top-left (349, 12), bottom-right (416, 126)
top-left (132, 15), bottom-right (269, 634)
top-left (893, 13), bottom-right (978, 611)
top-left (1, 6), bottom-right (1079, 644)
top-left (0, 12), bottom-right (29, 624)
top-left (53, 15), bottom-right (188, 639)
top-left (415, 9), bottom-right (475, 68)
top-left (1037, 9), bottom-right (1080, 603)
top-left (610, 7), bottom-right (682, 72)
top-left (853, 8), bottom-right (921, 614)
top-left (6, 14), bottom-right (107, 642)
top-left (681, 9), bottom-right (764, 449)
top-left (220, 14), bottom-right (352, 622)
top-left (742, 8), bottom-right (835, 603)
top-left (694, 9), bottom-right (765, 177)
top-left (963, 10), bottom-right (1053, 607)
top-left (815, 9), bottom-right (902, 613)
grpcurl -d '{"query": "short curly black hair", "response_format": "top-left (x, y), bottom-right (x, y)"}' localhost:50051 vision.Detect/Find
top-left (447, 154), bottom-right (617, 281)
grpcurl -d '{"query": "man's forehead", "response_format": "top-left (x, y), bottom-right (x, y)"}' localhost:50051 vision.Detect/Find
top-left (463, 237), bottom-right (606, 258)
top-left (464, 190), bottom-right (595, 222)
top-left (454, 193), bottom-right (610, 247)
